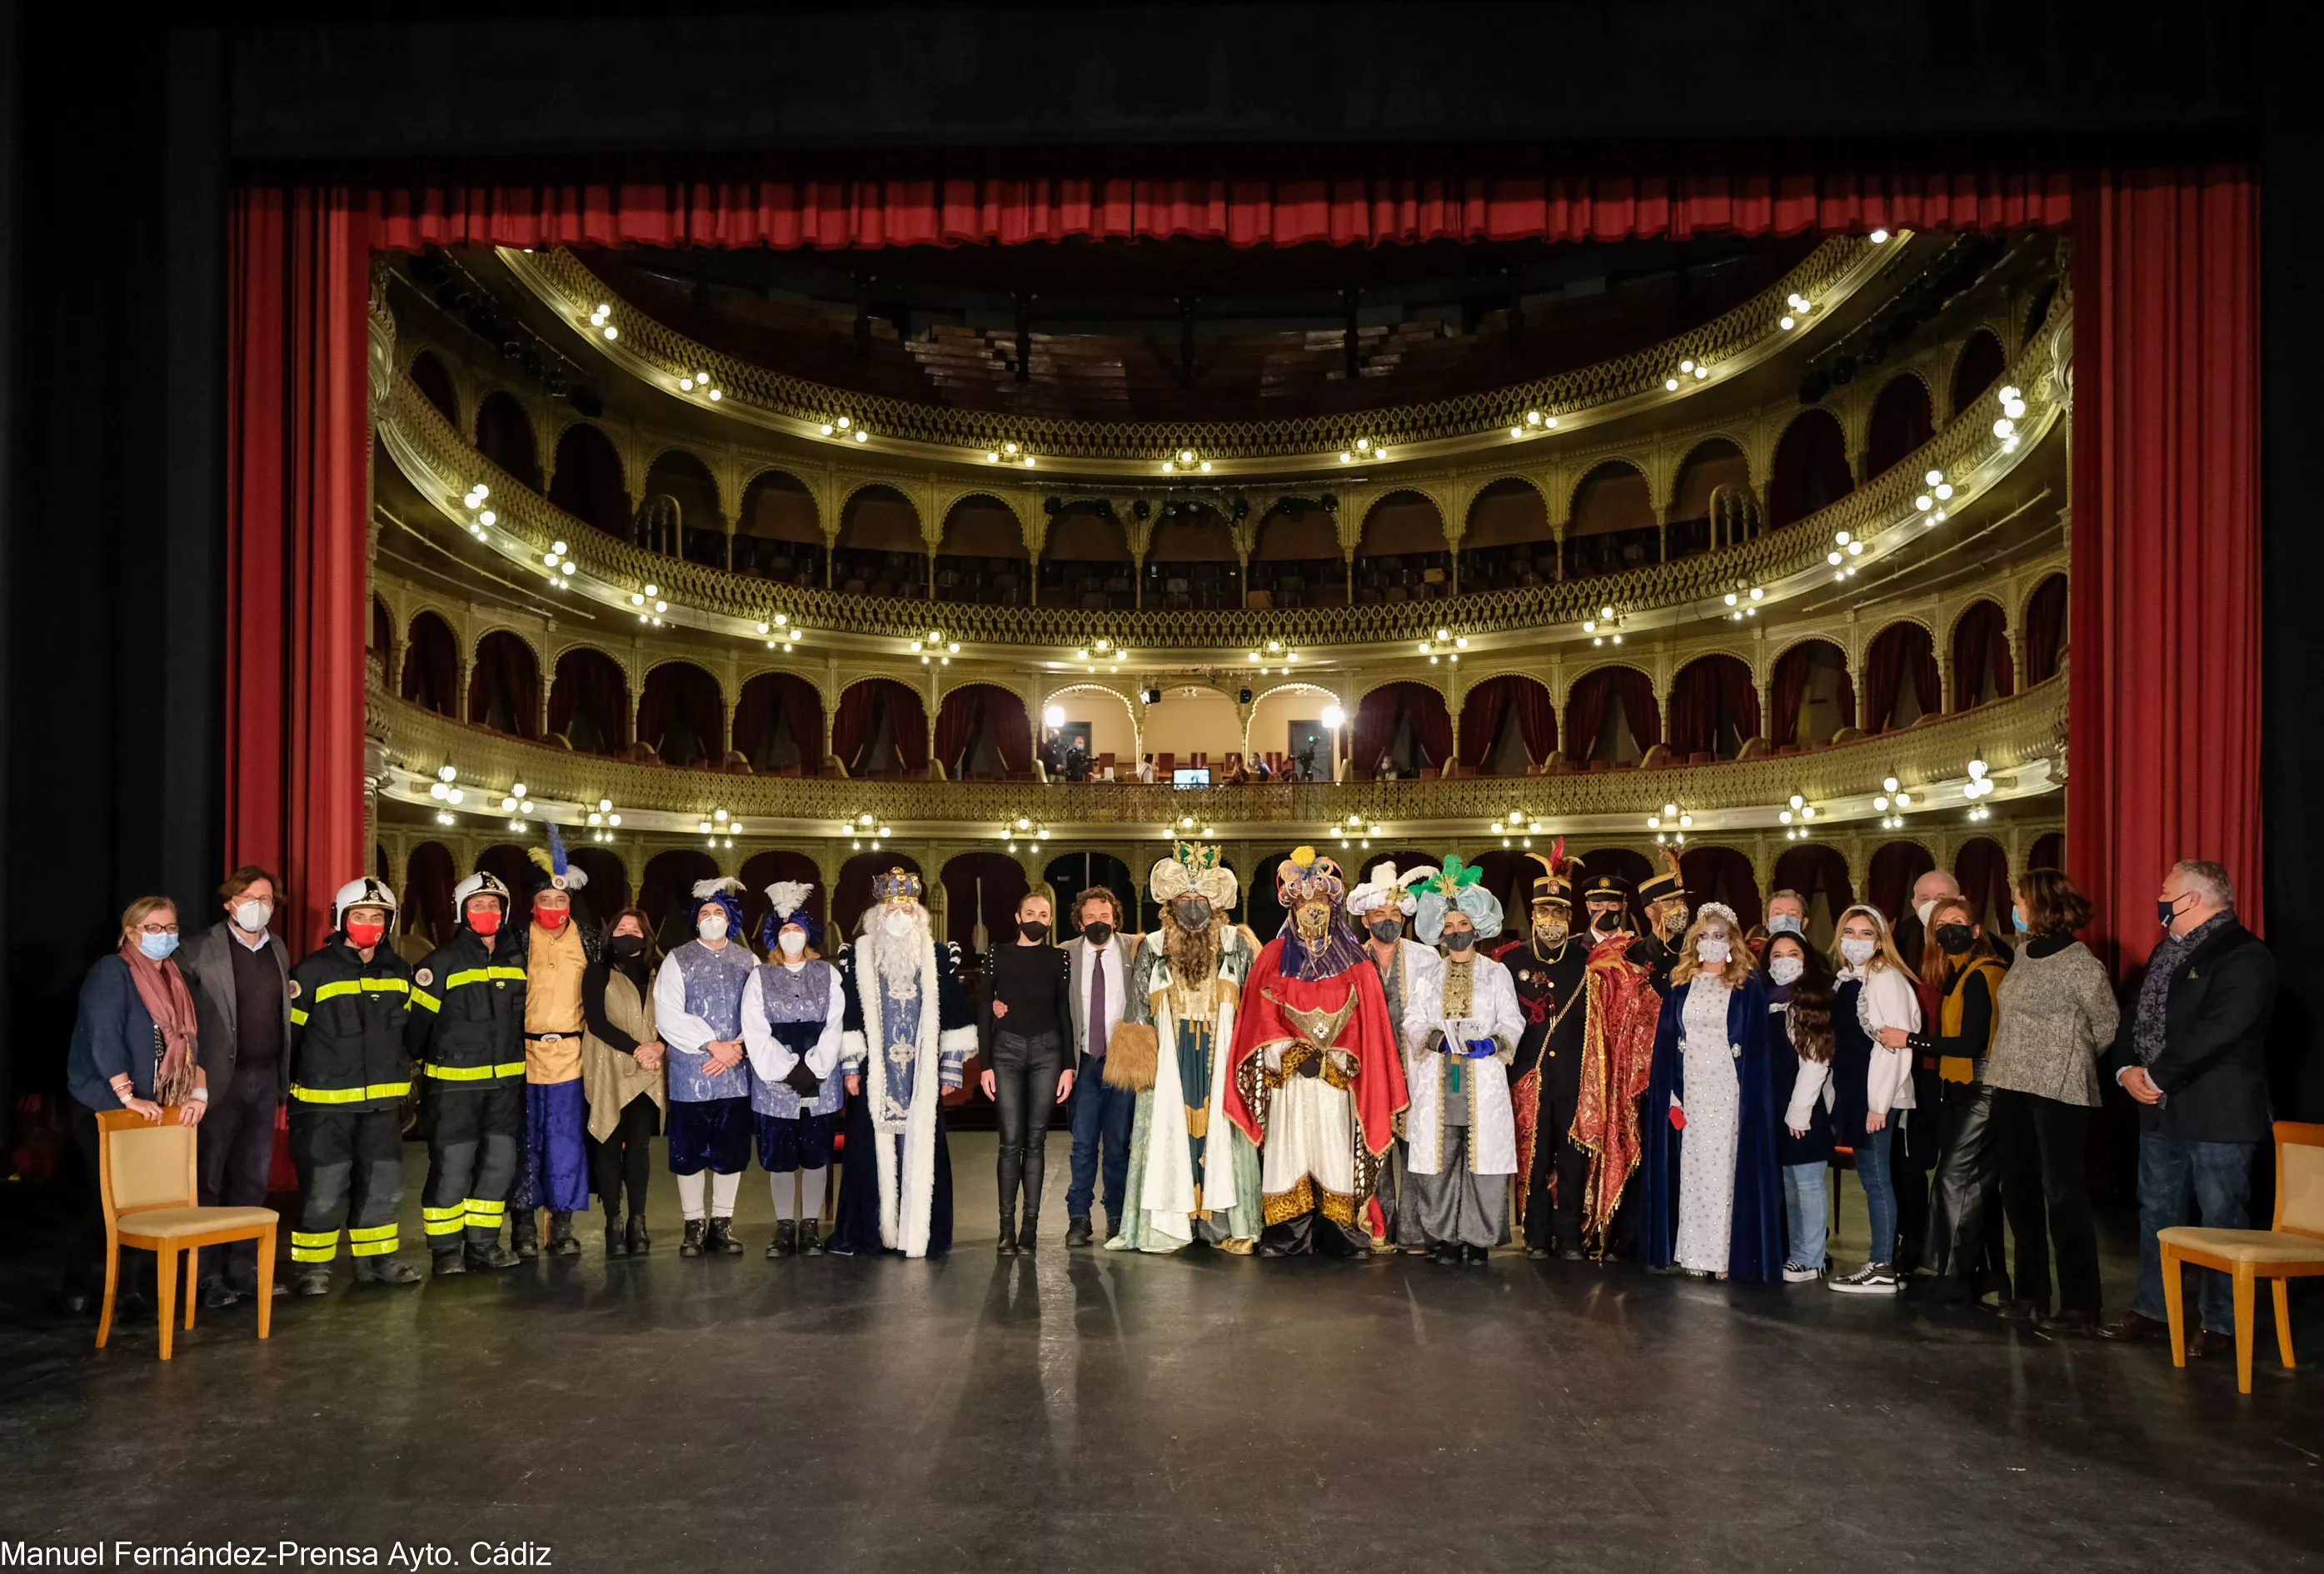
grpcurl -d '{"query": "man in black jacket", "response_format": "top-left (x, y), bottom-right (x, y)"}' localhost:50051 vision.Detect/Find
top-left (406, 871), bottom-right (527, 1274)
top-left (2097, 859), bottom-right (2278, 1352)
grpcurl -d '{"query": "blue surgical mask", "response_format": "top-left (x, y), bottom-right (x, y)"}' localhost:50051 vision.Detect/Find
top-left (2012, 909), bottom-right (2030, 935)
top-left (138, 931), bottom-right (180, 961)
top-left (1767, 914), bottom-right (1805, 937)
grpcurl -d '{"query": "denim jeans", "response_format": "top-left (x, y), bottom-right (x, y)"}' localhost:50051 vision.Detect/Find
top-left (2132, 1130), bottom-right (2258, 1332)
top-left (1782, 1163), bottom-right (1829, 1268)
top-left (1065, 1067), bottom-right (1135, 1223)
top-left (1855, 1123), bottom-right (1898, 1265)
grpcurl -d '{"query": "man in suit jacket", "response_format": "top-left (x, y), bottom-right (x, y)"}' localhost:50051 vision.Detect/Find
top-left (179, 865), bottom-right (296, 1308)
top-left (1062, 886), bottom-right (1140, 1245)
top-left (2099, 859), bottom-right (2279, 1352)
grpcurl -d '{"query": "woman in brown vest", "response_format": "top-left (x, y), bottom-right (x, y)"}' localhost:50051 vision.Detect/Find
top-left (582, 906), bottom-right (668, 1256)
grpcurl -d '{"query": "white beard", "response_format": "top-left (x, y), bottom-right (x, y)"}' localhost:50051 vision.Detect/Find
top-left (862, 909), bottom-right (930, 1000)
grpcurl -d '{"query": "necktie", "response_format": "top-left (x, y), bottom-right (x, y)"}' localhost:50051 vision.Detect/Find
top-left (1090, 946), bottom-right (1107, 1057)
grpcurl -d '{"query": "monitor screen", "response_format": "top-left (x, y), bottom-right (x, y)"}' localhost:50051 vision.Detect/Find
top-left (1171, 767), bottom-right (1211, 788)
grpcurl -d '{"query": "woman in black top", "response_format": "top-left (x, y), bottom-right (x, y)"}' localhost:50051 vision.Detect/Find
top-left (1911, 894), bottom-right (2011, 1302)
top-left (582, 906), bottom-right (668, 1257)
top-left (978, 891), bottom-right (1077, 1254)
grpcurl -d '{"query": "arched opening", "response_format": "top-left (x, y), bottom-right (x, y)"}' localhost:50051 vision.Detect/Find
top-left (1766, 407), bottom-right (1853, 529)
top-left (1040, 685), bottom-right (1137, 780)
top-left (467, 631), bottom-right (541, 739)
top-left (568, 848), bottom-right (630, 919)
top-left (1954, 837), bottom-right (2012, 937)
top-left (1950, 329), bottom-right (2007, 416)
top-left (733, 672), bottom-right (825, 776)
top-left (1351, 682), bottom-right (1451, 780)
top-left (547, 647), bottom-right (629, 755)
top-left (409, 351), bottom-right (459, 427)
top-left (1244, 684), bottom-right (1338, 780)
top-left (1772, 844), bottom-right (1853, 949)
top-left (401, 841), bottom-right (457, 949)
top-left (1044, 852), bottom-right (1137, 941)
top-left (473, 844), bottom-right (538, 913)
top-left (1865, 840), bottom-right (1936, 927)
top-left (370, 594), bottom-right (392, 660)
top-left (2024, 573), bottom-right (2068, 684)
top-left (1563, 665), bottom-right (1659, 767)
top-left (935, 495), bottom-right (1029, 606)
top-left (642, 448), bottom-right (726, 567)
top-left (935, 683), bottom-right (1035, 780)
top-left (1248, 499), bottom-right (1343, 609)
top-left (639, 849), bottom-right (722, 949)
top-left (1667, 655), bottom-right (1761, 761)
top-left (833, 853), bottom-right (925, 944)
top-left (1679, 845), bottom-right (1763, 930)
top-left (1769, 639), bottom-right (1856, 748)
top-left (2027, 831), bottom-right (2065, 873)
top-left (1457, 479), bottom-right (1553, 592)
top-left (1355, 491), bottom-right (1449, 605)
top-left (1457, 675), bottom-right (1556, 775)
top-left (638, 661), bottom-right (724, 768)
top-left (739, 850), bottom-right (825, 946)
top-left (1138, 685), bottom-right (1241, 778)
top-left (1039, 501), bottom-right (1132, 610)
top-left (834, 485), bottom-right (926, 598)
top-left (1864, 621), bottom-right (1940, 731)
top-left (736, 470), bottom-right (824, 585)
top-left (1950, 600), bottom-right (2017, 710)
top-left (546, 421), bottom-right (628, 536)
top-left (1864, 374), bottom-right (1934, 480)
top-left (400, 610), bottom-right (459, 717)
top-left (941, 852), bottom-right (1030, 966)
top-left (474, 391), bottom-right (541, 491)
top-left (1562, 461), bottom-right (1658, 580)
top-left (1666, 439), bottom-right (1756, 560)
top-left (1144, 502), bottom-right (1240, 611)
top-left (833, 678), bottom-right (930, 778)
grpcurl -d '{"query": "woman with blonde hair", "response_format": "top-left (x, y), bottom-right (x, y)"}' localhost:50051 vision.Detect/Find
top-left (1637, 903), bottom-right (1782, 1281)
top-left (1825, 903), bottom-right (1923, 1295)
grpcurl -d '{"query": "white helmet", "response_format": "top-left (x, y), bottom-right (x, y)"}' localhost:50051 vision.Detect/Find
top-left (332, 875), bottom-right (400, 930)
top-left (451, 870), bottom-right (512, 919)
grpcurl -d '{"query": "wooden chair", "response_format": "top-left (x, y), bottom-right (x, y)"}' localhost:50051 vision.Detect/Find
top-left (95, 1108), bottom-right (279, 1359)
top-left (2160, 1120), bottom-right (2324, 1393)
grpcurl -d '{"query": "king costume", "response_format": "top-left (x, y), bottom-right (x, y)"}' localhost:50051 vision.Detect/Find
top-left (1224, 848), bottom-right (1409, 1257)
top-left (1347, 859), bottom-right (1440, 1253)
top-left (1568, 868), bottom-right (1665, 1258)
top-left (1105, 844), bottom-right (1264, 1253)
top-left (830, 869), bottom-right (975, 1258)
top-left (1493, 846), bottom-right (1592, 1258)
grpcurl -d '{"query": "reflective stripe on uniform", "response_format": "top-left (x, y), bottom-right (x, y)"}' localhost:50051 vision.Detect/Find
top-left (291, 1229), bottom-right (339, 1263)
top-left (410, 987), bottom-right (441, 1013)
top-left (463, 1198), bottom-right (506, 1217)
top-left (289, 1081), bottom-right (412, 1104)
top-left (310, 977), bottom-right (411, 1004)
top-left (289, 1007), bottom-right (310, 1026)
top-left (444, 965), bottom-right (527, 990)
top-left (421, 1061), bottom-right (526, 1082)
top-left (421, 1205), bottom-right (466, 1235)
top-left (347, 1223), bottom-right (400, 1256)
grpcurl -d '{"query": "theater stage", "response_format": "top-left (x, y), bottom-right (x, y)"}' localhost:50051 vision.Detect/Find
top-left (1, 1133), bottom-right (2317, 1572)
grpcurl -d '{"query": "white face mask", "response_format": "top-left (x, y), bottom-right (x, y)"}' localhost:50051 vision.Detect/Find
top-left (779, 930), bottom-right (807, 957)
top-left (1915, 899), bottom-right (1938, 926)
top-left (883, 909), bottom-right (915, 937)
top-left (697, 913), bottom-right (729, 942)
top-left (1768, 955), bottom-right (1805, 986)
top-left (1695, 937), bottom-right (1731, 964)
top-left (1840, 936), bottom-right (1877, 967)
top-left (233, 899), bottom-right (272, 934)
top-left (1767, 914), bottom-right (1804, 937)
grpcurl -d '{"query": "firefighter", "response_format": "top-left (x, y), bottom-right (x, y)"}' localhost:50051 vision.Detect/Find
top-left (287, 876), bottom-right (422, 1296)
top-left (406, 871), bottom-right (527, 1274)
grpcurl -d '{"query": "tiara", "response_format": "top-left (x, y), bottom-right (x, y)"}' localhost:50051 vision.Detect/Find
top-left (871, 867), bottom-right (924, 903)
top-left (1697, 901), bottom-right (1740, 928)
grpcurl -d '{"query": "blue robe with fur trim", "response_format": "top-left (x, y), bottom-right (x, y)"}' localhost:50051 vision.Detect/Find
top-left (1637, 970), bottom-right (1784, 1283)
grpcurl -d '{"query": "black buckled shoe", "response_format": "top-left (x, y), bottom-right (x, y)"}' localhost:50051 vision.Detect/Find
top-left (680, 1219), bottom-right (706, 1258)
top-left (705, 1217), bottom-right (744, 1255)
top-left (796, 1220), bottom-right (825, 1257)
top-left (768, 1220), bottom-right (797, 1259)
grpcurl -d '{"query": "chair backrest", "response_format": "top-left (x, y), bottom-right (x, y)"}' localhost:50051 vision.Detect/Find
top-left (2276, 1122), bottom-right (2324, 1238)
top-left (99, 1110), bottom-right (197, 1216)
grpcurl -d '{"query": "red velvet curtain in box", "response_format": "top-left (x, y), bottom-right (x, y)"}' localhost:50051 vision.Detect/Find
top-left (1949, 600), bottom-right (2017, 709)
top-left (935, 684), bottom-right (1030, 777)
top-left (547, 649), bottom-right (629, 753)
top-left (1459, 675), bottom-right (1558, 768)
top-left (1351, 682), bottom-right (1450, 773)
top-left (2024, 573), bottom-right (2069, 685)
top-left (1863, 623), bottom-right (1939, 732)
top-left (1773, 844), bottom-right (1855, 922)
top-left (734, 673), bottom-right (825, 774)
top-left (1954, 837), bottom-right (2013, 932)
top-left (1565, 667), bottom-right (1661, 761)
top-left (399, 612), bottom-right (459, 719)
top-left (636, 663), bottom-right (723, 767)
top-left (401, 840), bottom-right (457, 945)
top-left (1768, 640), bottom-right (1853, 747)
top-left (466, 631), bottom-right (540, 740)
top-left (2070, 163), bottom-right (2262, 964)
top-left (1866, 841), bottom-right (1937, 926)
top-left (1667, 656), bottom-right (1760, 757)
top-left (834, 679), bottom-right (928, 774)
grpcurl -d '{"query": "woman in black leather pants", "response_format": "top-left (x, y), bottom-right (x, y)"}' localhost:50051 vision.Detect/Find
top-left (1914, 894), bottom-right (2012, 1302)
top-left (978, 893), bottom-right (1077, 1254)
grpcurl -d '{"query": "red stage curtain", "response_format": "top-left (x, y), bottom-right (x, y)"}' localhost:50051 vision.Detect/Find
top-left (1768, 640), bottom-right (1854, 746)
top-left (935, 685), bottom-right (1000, 777)
top-left (835, 679), bottom-right (927, 774)
top-left (1353, 683), bottom-right (1447, 772)
top-left (1954, 837), bottom-right (2012, 932)
top-left (228, 184), bottom-right (372, 949)
top-left (1598, 667), bottom-right (1663, 753)
top-left (1866, 841), bottom-right (1936, 926)
top-left (1668, 656), bottom-right (1759, 757)
top-left (1863, 623), bottom-right (1938, 732)
top-left (2071, 163), bottom-right (2262, 964)
top-left (2027, 831), bottom-right (2066, 872)
top-left (734, 672), bottom-right (824, 773)
top-left (1563, 672), bottom-right (1608, 763)
top-left (1509, 678), bottom-right (1556, 761)
top-left (1949, 600), bottom-right (2017, 709)
top-left (2024, 573), bottom-right (2069, 685)
top-left (1457, 679), bottom-right (1513, 768)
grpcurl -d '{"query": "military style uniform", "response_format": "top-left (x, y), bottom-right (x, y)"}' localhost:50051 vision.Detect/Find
top-left (287, 938), bottom-right (418, 1276)
top-left (406, 924), bottom-right (528, 1258)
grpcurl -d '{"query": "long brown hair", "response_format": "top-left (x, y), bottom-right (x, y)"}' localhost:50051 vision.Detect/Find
top-left (1765, 932), bottom-right (1836, 1063)
top-left (2016, 868), bottom-right (2092, 938)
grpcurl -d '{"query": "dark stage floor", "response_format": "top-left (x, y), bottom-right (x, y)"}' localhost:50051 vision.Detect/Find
top-left (2, 1134), bottom-right (2320, 1573)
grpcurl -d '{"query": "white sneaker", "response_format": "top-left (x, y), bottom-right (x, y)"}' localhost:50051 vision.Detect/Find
top-left (1783, 1261), bottom-right (1824, 1283)
top-left (1828, 1262), bottom-right (1903, 1296)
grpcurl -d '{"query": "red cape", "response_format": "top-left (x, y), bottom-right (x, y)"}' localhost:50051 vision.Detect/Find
top-left (1224, 935), bottom-right (1409, 1161)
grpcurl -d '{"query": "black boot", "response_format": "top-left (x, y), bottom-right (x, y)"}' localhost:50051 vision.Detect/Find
top-left (354, 1254), bottom-right (422, 1286)
top-left (1065, 1218), bottom-right (1094, 1248)
top-left (465, 1238), bottom-right (520, 1271)
top-left (680, 1220), bottom-right (706, 1258)
top-left (626, 1213), bottom-right (651, 1256)
top-left (546, 1212), bottom-right (581, 1257)
top-left (796, 1220), bottom-right (824, 1257)
top-left (1433, 1241), bottom-right (1460, 1265)
top-left (604, 1208), bottom-right (628, 1258)
top-left (1464, 1243), bottom-right (1491, 1266)
top-left (705, 1217), bottom-right (744, 1256)
top-left (1017, 1209), bottom-right (1040, 1255)
top-left (432, 1248), bottom-right (466, 1278)
top-left (768, 1220), bottom-right (797, 1260)
top-left (292, 1267), bottom-right (333, 1297)
top-left (996, 1221), bottom-right (1020, 1256)
top-left (511, 1208), bottom-right (540, 1259)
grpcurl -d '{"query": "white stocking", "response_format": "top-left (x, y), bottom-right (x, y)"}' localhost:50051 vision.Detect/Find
top-left (711, 1169), bottom-right (741, 1218)
top-left (675, 1170), bottom-right (707, 1222)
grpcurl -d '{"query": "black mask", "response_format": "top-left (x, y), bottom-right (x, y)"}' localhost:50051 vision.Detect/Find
top-left (1082, 922), bottom-right (1114, 947)
top-left (1591, 909), bottom-right (1621, 934)
top-left (1443, 930), bottom-right (1477, 953)
top-left (1018, 920), bottom-right (1049, 943)
top-left (611, 934), bottom-right (646, 959)
top-left (1368, 918), bottom-right (1404, 944)
top-left (1934, 923), bottom-right (1975, 956)
top-left (1175, 898), bottom-right (1212, 931)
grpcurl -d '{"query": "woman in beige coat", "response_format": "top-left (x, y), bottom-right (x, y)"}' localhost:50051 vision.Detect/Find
top-left (583, 906), bottom-right (668, 1257)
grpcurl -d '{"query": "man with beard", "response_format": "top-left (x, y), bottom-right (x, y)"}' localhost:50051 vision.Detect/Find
top-left (1568, 867), bottom-right (1663, 1258)
top-left (1493, 844), bottom-right (1592, 1259)
top-left (1347, 859), bottom-right (1437, 1253)
top-left (828, 869), bottom-right (975, 1258)
top-left (1224, 848), bottom-right (1408, 1257)
top-left (1104, 843), bottom-right (1264, 1253)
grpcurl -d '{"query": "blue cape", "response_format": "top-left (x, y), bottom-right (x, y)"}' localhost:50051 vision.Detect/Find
top-left (1637, 969), bottom-right (1786, 1283)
